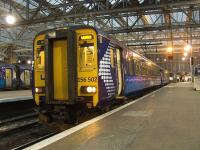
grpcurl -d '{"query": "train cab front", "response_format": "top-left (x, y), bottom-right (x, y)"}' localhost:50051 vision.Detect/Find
top-left (33, 27), bottom-right (99, 123)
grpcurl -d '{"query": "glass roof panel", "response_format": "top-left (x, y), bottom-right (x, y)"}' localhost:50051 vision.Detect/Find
top-left (193, 11), bottom-right (200, 22)
top-left (138, 0), bottom-right (144, 4)
top-left (83, 3), bottom-right (94, 10)
top-left (46, 0), bottom-right (63, 5)
top-left (171, 12), bottom-right (186, 23)
top-left (15, 0), bottom-right (38, 9)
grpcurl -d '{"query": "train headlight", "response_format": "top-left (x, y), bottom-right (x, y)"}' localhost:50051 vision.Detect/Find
top-left (35, 87), bottom-right (45, 94)
top-left (86, 87), bottom-right (93, 93)
top-left (81, 86), bottom-right (96, 94)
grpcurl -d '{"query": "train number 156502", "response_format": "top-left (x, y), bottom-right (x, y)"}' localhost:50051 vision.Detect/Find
top-left (78, 77), bottom-right (97, 82)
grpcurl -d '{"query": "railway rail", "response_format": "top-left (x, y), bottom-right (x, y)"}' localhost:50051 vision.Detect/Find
top-left (0, 87), bottom-right (160, 149)
top-left (0, 112), bottom-right (38, 133)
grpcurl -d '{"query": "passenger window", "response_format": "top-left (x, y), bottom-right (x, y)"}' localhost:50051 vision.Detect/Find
top-left (79, 43), bottom-right (94, 71)
top-left (129, 59), bottom-right (135, 76)
top-left (37, 51), bottom-right (44, 69)
top-left (135, 60), bottom-right (140, 75)
top-left (110, 48), bottom-right (115, 68)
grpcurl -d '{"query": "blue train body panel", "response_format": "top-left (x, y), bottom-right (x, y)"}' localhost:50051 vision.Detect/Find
top-left (0, 65), bottom-right (17, 90)
top-left (96, 32), bottom-right (164, 108)
top-left (17, 65), bottom-right (32, 89)
top-left (124, 76), bottom-right (161, 95)
top-left (98, 36), bottom-right (117, 106)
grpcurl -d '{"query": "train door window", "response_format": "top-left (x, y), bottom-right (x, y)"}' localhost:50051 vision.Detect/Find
top-left (110, 48), bottom-right (115, 68)
top-left (79, 43), bottom-right (95, 71)
top-left (36, 41), bottom-right (45, 69)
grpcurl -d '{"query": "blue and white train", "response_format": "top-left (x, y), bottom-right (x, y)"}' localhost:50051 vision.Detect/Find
top-left (0, 64), bottom-right (31, 90)
top-left (33, 26), bottom-right (169, 122)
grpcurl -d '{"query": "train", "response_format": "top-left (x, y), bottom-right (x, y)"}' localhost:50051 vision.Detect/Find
top-left (194, 65), bottom-right (200, 90)
top-left (33, 26), bottom-right (169, 123)
top-left (0, 64), bottom-right (32, 90)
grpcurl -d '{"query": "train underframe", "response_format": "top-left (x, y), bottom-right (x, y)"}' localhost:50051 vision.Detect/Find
top-left (38, 84), bottom-right (164, 124)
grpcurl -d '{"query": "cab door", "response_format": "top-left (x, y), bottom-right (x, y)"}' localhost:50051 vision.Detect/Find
top-left (45, 30), bottom-right (76, 104)
top-left (5, 68), bottom-right (12, 88)
top-left (116, 48), bottom-right (123, 96)
top-left (53, 39), bottom-right (68, 101)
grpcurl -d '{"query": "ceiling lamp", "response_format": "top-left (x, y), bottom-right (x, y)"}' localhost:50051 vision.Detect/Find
top-left (167, 47), bottom-right (173, 53)
top-left (27, 60), bottom-right (32, 64)
top-left (5, 14), bottom-right (16, 25)
top-left (184, 52), bottom-right (188, 57)
top-left (184, 44), bottom-right (191, 52)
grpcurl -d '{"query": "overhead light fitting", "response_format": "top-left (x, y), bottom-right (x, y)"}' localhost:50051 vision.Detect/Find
top-left (184, 44), bottom-right (191, 52)
top-left (27, 60), bottom-right (32, 64)
top-left (167, 47), bottom-right (173, 53)
top-left (184, 52), bottom-right (188, 57)
top-left (5, 14), bottom-right (16, 25)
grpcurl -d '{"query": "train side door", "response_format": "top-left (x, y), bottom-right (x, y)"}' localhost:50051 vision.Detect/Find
top-left (5, 68), bottom-right (12, 88)
top-left (116, 48), bottom-right (123, 96)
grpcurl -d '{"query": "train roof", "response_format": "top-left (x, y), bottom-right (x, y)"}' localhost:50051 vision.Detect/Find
top-left (0, 63), bottom-right (16, 68)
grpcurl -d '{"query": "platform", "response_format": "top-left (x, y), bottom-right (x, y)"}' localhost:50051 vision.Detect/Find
top-left (0, 90), bottom-right (32, 103)
top-left (26, 82), bottom-right (200, 150)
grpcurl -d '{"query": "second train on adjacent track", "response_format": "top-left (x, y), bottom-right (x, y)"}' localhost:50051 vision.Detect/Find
top-left (33, 26), bottom-right (169, 122)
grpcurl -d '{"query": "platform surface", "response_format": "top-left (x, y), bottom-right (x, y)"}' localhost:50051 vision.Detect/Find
top-left (0, 90), bottom-right (32, 103)
top-left (28, 82), bottom-right (200, 150)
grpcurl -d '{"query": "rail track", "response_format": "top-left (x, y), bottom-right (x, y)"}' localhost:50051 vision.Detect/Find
top-left (0, 112), bottom-right (38, 133)
top-left (0, 87), bottom-right (161, 150)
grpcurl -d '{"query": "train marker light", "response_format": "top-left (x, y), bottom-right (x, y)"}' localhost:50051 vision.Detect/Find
top-left (91, 87), bottom-right (96, 93)
top-left (86, 87), bottom-right (93, 93)
top-left (35, 87), bottom-right (44, 93)
top-left (35, 88), bottom-right (39, 93)
top-left (81, 86), bottom-right (96, 94)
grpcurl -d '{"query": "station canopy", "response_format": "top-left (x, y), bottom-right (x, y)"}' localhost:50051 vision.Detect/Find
top-left (0, 0), bottom-right (199, 66)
